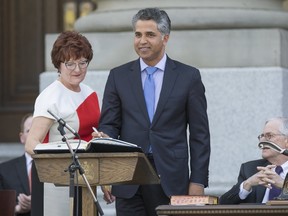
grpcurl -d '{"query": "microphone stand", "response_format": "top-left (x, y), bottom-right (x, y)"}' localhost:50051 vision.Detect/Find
top-left (48, 109), bottom-right (104, 216)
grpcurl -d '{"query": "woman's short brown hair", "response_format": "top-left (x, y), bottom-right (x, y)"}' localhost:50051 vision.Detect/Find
top-left (51, 31), bottom-right (93, 70)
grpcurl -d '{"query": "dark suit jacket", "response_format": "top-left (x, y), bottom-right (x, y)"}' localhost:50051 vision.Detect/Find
top-left (99, 56), bottom-right (210, 198)
top-left (0, 154), bottom-right (31, 216)
top-left (219, 159), bottom-right (270, 204)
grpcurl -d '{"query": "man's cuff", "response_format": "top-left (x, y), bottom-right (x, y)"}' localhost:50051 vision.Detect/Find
top-left (191, 182), bottom-right (205, 188)
top-left (239, 182), bottom-right (252, 200)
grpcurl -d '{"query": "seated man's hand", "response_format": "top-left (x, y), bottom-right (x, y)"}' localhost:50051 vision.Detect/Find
top-left (243, 165), bottom-right (275, 191)
top-left (258, 165), bottom-right (284, 189)
top-left (15, 193), bottom-right (31, 213)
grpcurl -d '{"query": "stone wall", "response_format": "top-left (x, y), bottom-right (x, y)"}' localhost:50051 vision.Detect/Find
top-left (40, 65), bottom-right (288, 196)
top-left (0, 143), bottom-right (24, 164)
top-left (41, 0), bottom-right (288, 198)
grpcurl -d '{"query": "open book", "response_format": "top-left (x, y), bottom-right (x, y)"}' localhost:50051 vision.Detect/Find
top-left (33, 137), bottom-right (142, 154)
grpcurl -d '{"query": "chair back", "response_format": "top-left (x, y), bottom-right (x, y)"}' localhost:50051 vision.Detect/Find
top-left (0, 190), bottom-right (16, 216)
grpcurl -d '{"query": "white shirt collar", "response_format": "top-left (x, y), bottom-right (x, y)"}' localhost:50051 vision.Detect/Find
top-left (280, 160), bottom-right (288, 175)
top-left (140, 54), bottom-right (167, 72)
top-left (25, 152), bottom-right (33, 165)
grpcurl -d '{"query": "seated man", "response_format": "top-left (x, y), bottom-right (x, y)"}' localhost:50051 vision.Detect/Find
top-left (0, 113), bottom-right (33, 215)
top-left (220, 117), bottom-right (288, 204)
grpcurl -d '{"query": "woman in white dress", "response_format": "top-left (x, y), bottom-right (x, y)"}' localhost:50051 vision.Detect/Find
top-left (26, 31), bottom-right (100, 216)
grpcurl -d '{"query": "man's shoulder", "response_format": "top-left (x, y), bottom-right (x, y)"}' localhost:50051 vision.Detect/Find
top-left (167, 57), bottom-right (199, 71)
top-left (0, 155), bottom-right (25, 169)
top-left (242, 158), bottom-right (268, 167)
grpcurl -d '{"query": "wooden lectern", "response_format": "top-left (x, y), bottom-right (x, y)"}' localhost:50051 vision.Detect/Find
top-left (156, 204), bottom-right (288, 216)
top-left (32, 152), bottom-right (159, 216)
top-left (0, 190), bottom-right (16, 216)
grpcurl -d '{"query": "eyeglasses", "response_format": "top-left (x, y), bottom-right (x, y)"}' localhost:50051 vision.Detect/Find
top-left (257, 133), bottom-right (286, 141)
top-left (64, 60), bottom-right (89, 71)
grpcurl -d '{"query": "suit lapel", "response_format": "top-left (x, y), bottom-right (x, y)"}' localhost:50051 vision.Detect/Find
top-left (152, 57), bottom-right (178, 125)
top-left (15, 155), bottom-right (30, 194)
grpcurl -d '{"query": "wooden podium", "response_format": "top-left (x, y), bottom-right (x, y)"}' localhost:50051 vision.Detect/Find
top-left (32, 152), bottom-right (159, 215)
top-left (156, 204), bottom-right (288, 216)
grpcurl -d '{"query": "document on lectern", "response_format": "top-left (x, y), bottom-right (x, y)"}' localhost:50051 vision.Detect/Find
top-left (33, 137), bottom-right (142, 154)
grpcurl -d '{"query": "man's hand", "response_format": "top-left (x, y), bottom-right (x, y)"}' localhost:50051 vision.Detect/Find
top-left (101, 185), bottom-right (115, 204)
top-left (188, 183), bottom-right (204, 195)
top-left (243, 165), bottom-right (284, 191)
top-left (91, 129), bottom-right (109, 138)
top-left (15, 193), bottom-right (31, 213)
top-left (258, 165), bottom-right (284, 189)
top-left (243, 165), bottom-right (274, 191)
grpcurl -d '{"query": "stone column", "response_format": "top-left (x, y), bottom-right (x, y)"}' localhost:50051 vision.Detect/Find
top-left (74, 0), bottom-right (288, 69)
top-left (42, 0), bottom-right (288, 197)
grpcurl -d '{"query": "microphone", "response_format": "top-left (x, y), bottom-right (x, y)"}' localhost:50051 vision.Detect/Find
top-left (258, 141), bottom-right (288, 156)
top-left (47, 109), bottom-right (79, 138)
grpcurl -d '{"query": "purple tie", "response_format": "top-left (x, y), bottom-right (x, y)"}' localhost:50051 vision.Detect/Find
top-left (268, 166), bottom-right (283, 200)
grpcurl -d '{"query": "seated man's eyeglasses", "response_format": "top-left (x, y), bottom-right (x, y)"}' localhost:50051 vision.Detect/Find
top-left (64, 60), bottom-right (89, 71)
top-left (257, 133), bottom-right (286, 141)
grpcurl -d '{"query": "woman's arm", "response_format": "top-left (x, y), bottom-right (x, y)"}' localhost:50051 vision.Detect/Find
top-left (25, 116), bottom-right (54, 155)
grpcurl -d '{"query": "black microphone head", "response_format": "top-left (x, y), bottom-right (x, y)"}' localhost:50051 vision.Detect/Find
top-left (283, 150), bottom-right (288, 157)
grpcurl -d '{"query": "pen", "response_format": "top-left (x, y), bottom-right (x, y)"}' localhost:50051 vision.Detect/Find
top-left (92, 127), bottom-right (102, 138)
top-left (92, 127), bottom-right (99, 133)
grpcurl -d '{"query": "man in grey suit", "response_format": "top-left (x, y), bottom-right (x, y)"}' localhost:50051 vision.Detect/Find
top-left (95, 7), bottom-right (210, 216)
top-left (220, 117), bottom-right (288, 204)
top-left (0, 113), bottom-right (33, 215)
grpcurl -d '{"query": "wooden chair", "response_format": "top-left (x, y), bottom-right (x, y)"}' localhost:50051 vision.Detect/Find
top-left (0, 190), bottom-right (16, 216)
